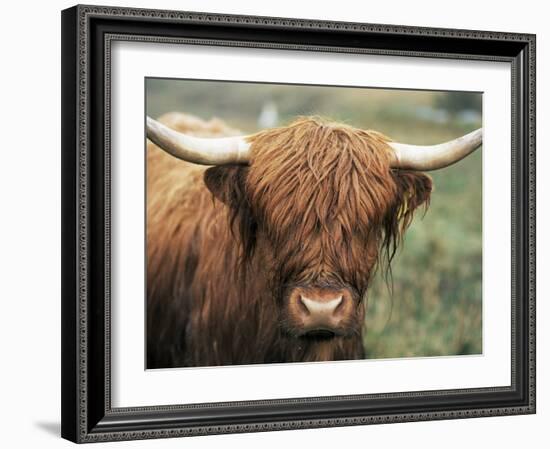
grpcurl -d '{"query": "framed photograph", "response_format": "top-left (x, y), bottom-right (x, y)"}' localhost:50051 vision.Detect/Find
top-left (61, 4), bottom-right (536, 443)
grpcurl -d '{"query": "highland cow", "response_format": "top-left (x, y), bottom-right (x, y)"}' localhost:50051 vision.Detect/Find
top-left (146, 112), bottom-right (482, 368)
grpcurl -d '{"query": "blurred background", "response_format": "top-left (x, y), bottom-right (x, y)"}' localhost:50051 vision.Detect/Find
top-left (146, 78), bottom-right (482, 359)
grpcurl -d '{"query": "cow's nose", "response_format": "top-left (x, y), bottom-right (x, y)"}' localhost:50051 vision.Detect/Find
top-left (293, 290), bottom-right (354, 332)
top-left (287, 286), bottom-right (356, 335)
top-left (299, 295), bottom-right (343, 320)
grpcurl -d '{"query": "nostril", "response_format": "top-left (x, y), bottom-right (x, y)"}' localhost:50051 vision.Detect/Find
top-left (297, 296), bottom-right (310, 315)
top-left (332, 295), bottom-right (344, 314)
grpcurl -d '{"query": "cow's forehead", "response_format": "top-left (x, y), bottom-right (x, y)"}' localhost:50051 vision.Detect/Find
top-left (245, 118), bottom-right (397, 232)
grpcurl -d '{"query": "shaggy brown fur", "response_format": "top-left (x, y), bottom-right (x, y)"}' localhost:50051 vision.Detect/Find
top-left (147, 114), bottom-right (432, 368)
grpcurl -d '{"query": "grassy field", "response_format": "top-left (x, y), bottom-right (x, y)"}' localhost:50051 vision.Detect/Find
top-left (146, 78), bottom-right (483, 359)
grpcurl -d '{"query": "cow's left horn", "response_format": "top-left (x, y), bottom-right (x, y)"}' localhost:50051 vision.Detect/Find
top-left (146, 116), bottom-right (251, 165)
top-left (389, 128), bottom-right (482, 171)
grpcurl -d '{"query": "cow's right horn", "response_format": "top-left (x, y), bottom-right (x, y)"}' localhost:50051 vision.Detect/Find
top-left (388, 128), bottom-right (482, 171)
top-left (146, 116), bottom-right (251, 165)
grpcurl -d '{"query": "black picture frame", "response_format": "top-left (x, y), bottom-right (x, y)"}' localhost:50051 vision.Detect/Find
top-left (61, 4), bottom-right (536, 443)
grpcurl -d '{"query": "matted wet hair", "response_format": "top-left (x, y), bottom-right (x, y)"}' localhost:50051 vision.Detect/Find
top-left (207, 116), bottom-right (432, 287)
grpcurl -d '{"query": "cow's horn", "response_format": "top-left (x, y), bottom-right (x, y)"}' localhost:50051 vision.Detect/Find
top-left (146, 116), bottom-right (251, 165)
top-left (389, 128), bottom-right (482, 171)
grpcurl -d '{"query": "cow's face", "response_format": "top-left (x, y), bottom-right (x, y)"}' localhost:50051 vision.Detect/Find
top-left (205, 119), bottom-right (432, 341)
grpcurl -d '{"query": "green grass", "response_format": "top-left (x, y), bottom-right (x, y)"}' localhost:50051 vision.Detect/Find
top-left (146, 79), bottom-right (483, 359)
top-left (363, 124), bottom-right (482, 359)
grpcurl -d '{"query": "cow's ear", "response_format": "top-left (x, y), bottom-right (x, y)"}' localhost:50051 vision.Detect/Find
top-left (389, 170), bottom-right (433, 230)
top-left (204, 165), bottom-right (249, 208)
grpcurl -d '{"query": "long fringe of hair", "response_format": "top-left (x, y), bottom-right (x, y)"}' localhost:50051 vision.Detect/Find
top-left (245, 117), bottom-right (432, 285)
